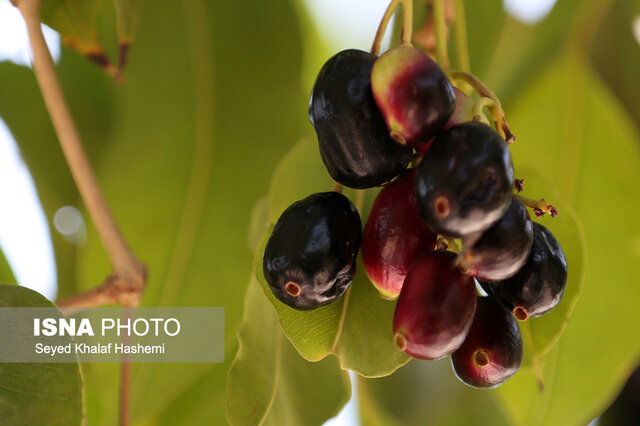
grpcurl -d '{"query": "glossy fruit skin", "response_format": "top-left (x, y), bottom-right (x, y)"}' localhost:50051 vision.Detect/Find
top-left (263, 192), bottom-right (362, 310)
top-left (451, 296), bottom-right (523, 388)
top-left (371, 45), bottom-right (456, 146)
top-left (309, 49), bottom-right (413, 189)
top-left (462, 197), bottom-right (533, 282)
top-left (362, 170), bottom-right (437, 299)
top-left (415, 121), bottom-right (514, 237)
top-left (393, 250), bottom-right (477, 360)
top-left (480, 222), bottom-right (568, 319)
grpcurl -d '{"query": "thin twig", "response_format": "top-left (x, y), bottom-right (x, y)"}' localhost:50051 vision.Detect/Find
top-left (119, 307), bottom-right (133, 426)
top-left (15, 3), bottom-right (146, 426)
top-left (15, 0), bottom-right (146, 287)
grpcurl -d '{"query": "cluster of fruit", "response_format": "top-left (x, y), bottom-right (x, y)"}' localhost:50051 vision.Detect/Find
top-left (263, 35), bottom-right (567, 388)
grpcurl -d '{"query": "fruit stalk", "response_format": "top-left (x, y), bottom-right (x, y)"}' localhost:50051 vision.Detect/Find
top-left (433, 0), bottom-right (449, 68)
top-left (515, 194), bottom-right (559, 217)
top-left (452, 0), bottom-right (470, 72)
top-left (371, 0), bottom-right (413, 56)
top-left (450, 70), bottom-right (515, 143)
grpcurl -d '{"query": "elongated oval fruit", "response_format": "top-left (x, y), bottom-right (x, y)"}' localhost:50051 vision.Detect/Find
top-left (462, 197), bottom-right (533, 281)
top-left (480, 222), bottom-right (568, 320)
top-left (309, 49), bottom-right (413, 189)
top-left (371, 44), bottom-right (456, 146)
top-left (393, 251), bottom-right (477, 360)
top-left (451, 297), bottom-right (523, 388)
top-left (415, 121), bottom-right (514, 237)
top-left (263, 192), bottom-right (362, 310)
top-left (362, 170), bottom-right (437, 299)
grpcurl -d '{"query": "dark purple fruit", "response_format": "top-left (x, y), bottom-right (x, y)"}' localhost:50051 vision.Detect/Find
top-left (362, 170), bottom-right (437, 299)
top-left (480, 222), bottom-right (568, 320)
top-left (416, 87), bottom-right (475, 158)
top-left (462, 197), bottom-right (533, 281)
top-left (371, 45), bottom-right (456, 146)
top-left (415, 121), bottom-right (514, 237)
top-left (263, 192), bottom-right (362, 310)
top-left (309, 49), bottom-right (413, 189)
top-left (393, 251), bottom-right (477, 360)
top-left (451, 297), bottom-right (523, 388)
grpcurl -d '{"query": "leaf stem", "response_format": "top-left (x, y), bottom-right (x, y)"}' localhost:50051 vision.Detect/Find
top-left (433, 0), bottom-right (449, 67)
top-left (15, 0), bottom-right (146, 301)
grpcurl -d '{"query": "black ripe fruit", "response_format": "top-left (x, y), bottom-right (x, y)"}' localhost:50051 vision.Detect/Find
top-left (309, 49), bottom-right (412, 189)
top-left (480, 222), bottom-right (568, 320)
top-left (362, 170), bottom-right (437, 299)
top-left (415, 121), bottom-right (514, 237)
top-left (263, 192), bottom-right (362, 310)
top-left (462, 197), bottom-right (534, 282)
top-left (371, 45), bottom-right (456, 146)
top-left (451, 297), bottom-right (523, 388)
top-left (393, 251), bottom-right (477, 360)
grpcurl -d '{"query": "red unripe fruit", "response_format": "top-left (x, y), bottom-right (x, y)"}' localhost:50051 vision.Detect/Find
top-left (393, 251), bottom-right (477, 360)
top-left (362, 170), bottom-right (437, 299)
top-left (371, 45), bottom-right (455, 146)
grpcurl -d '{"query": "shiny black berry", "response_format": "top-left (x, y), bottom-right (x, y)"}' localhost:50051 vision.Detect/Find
top-left (480, 222), bottom-right (568, 320)
top-left (462, 197), bottom-right (534, 282)
top-left (415, 121), bottom-right (514, 237)
top-left (309, 49), bottom-right (413, 189)
top-left (263, 192), bottom-right (362, 310)
top-left (452, 297), bottom-right (523, 388)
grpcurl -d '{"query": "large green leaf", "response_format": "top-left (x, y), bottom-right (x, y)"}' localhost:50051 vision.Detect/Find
top-left (359, 359), bottom-right (510, 426)
top-left (512, 169), bottom-right (585, 369)
top-left (0, 284), bottom-right (83, 426)
top-left (590, 0), bottom-right (640, 128)
top-left (39, 0), bottom-right (116, 72)
top-left (493, 51), bottom-right (640, 426)
top-left (227, 277), bottom-right (350, 426)
top-left (258, 138), bottom-right (410, 377)
top-left (0, 249), bottom-right (16, 284)
top-left (254, 229), bottom-right (410, 377)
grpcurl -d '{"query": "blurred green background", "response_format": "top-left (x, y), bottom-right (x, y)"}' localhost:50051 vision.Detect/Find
top-left (0, 0), bottom-right (638, 425)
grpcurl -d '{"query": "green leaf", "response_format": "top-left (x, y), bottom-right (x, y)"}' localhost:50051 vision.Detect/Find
top-left (39, 0), bottom-right (115, 72)
top-left (358, 359), bottom-right (510, 426)
top-left (0, 285), bottom-right (83, 426)
top-left (258, 139), bottom-right (410, 377)
top-left (112, 0), bottom-right (140, 67)
top-left (254, 231), bottom-right (409, 377)
top-left (227, 277), bottom-right (350, 426)
top-left (590, 0), bottom-right (640, 129)
top-left (492, 51), bottom-right (640, 426)
top-left (512, 169), bottom-right (585, 369)
top-left (0, 249), bottom-right (16, 285)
